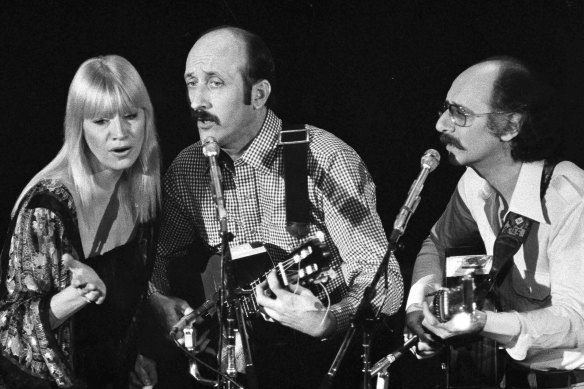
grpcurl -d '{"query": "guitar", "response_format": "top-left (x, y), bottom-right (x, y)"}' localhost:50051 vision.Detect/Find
top-left (426, 251), bottom-right (503, 388)
top-left (188, 232), bottom-right (332, 323)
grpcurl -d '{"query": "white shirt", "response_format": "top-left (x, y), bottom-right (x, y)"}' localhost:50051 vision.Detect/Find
top-left (407, 160), bottom-right (584, 370)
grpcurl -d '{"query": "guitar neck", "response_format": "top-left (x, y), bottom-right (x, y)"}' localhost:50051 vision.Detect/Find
top-left (237, 236), bottom-right (329, 319)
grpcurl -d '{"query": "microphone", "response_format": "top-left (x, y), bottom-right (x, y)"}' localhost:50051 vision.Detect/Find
top-left (202, 137), bottom-right (227, 222)
top-left (370, 335), bottom-right (419, 375)
top-left (390, 149), bottom-right (440, 243)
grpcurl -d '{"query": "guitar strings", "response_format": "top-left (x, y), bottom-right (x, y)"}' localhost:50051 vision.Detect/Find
top-left (317, 282), bottom-right (331, 328)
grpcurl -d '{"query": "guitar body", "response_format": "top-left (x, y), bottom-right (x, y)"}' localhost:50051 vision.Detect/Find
top-left (175, 234), bottom-right (331, 383)
top-left (434, 246), bottom-right (505, 389)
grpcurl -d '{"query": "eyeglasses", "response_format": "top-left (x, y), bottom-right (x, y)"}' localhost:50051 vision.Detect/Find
top-left (439, 101), bottom-right (512, 127)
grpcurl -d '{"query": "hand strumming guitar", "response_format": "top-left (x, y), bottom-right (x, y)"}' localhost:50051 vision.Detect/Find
top-left (255, 270), bottom-right (337, 338)
top-left (405, 303), bottom-right (444, 358)
top-left (411, 301), bottom-right (487, 357)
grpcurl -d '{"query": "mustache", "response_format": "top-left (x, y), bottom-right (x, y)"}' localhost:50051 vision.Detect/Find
top-left (190, 108), bottom-right (221, 125)
top-left (440, 134), bottom-right (465, 151)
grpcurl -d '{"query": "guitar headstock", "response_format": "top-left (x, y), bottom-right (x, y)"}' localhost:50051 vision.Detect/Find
top-left (276, 231), bottom-right (331, 288)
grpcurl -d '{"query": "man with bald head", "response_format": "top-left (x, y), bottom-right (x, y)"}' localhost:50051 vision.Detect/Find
top-left (148, 26), bottom-right (403, 388)
top-left (405, 57), bottom-right (584, 388)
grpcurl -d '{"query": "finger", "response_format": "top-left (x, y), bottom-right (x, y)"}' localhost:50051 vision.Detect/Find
top-left (82, 290), bottom-right (106, 305)
top-left (421, 301), bottom-right (440, 327)
top-left (83, 282), bottom-right (107, 301)
top-left (255, 283), bottom-right (277, 309)
top-left (183, 306), bottom-right (194, 316)
top-left (265, 271), bottom-right (286, 296)
top-left (62, 253), bottom-right (75, 270)
top-left (262, 306), bottom-right (281, 322)
top-left (134, 356), bottom-right (152, 387)
top-left (146, 358), bottom-right (158, 386)
top-left (287, 282), bottom-right (310, 295)
top-left (70, 278), bottom-right (86, 288)
top-left (176, 299), bottom-right (192, 316)
top-left (129, 371), bottom-right (141, 387)
top-left (83, 290), bottom-right (100, 303)
top-left (198, 337), bottom-right (211, 351)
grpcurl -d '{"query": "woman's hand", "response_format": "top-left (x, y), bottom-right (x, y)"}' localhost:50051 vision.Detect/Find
top-left (63, 253), bottom-right (106, 304)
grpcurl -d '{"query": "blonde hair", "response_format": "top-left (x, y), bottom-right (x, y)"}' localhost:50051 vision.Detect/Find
top-left (14, 55), bottom-right (161, 222)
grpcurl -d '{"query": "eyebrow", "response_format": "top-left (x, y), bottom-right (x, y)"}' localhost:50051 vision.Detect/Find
top-left (447, 100), bottom-right (473, 114)
top-left (184, 70), bottom-right (228, 81)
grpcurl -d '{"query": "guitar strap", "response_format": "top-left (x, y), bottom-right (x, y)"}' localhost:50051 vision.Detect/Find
top-left (279, 122), bottom-right (310, 238)
top-left (477, 160), bottom-right (557, 308)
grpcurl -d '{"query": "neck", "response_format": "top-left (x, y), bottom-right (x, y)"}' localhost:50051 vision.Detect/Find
top-left (473, 155), bottom-right (522, 204)
top-left (92, 169), bottom-right (123, 194)
top-left (222, 108), bottom-right (267, 160)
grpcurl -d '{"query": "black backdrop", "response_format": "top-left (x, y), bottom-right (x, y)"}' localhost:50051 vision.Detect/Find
top-left (1, 0), bottom-right (583, 370)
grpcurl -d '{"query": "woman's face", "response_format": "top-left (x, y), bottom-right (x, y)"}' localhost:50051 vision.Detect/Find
top-left (83, 108), bottom-right (145, 173)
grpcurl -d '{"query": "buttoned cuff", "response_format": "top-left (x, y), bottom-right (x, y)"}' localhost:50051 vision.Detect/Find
top-left (329, 298), bottom-right (355, 335)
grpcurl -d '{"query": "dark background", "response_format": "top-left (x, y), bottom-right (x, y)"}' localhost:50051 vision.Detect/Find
top-left (1, 0), bottom-right (583, 385)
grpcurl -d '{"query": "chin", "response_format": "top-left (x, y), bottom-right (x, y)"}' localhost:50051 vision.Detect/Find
top-left (447, 152), bottom-right (464, 167)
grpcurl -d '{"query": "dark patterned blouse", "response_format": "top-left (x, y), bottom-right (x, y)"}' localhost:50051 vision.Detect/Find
top-left (0, 179), bottom-right (154, 388)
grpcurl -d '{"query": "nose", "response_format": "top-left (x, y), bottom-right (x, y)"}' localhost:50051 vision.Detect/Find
top-left (110, 115), bottom-right (129, 139)
top-left (189, 84), bottom-right (210, 111)
top-left (436, 110), bottom-right (453, 134)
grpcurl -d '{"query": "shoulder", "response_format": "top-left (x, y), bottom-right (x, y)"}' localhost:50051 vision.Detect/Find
top-left (167, 142), bottom-right (205, 174)
top-left (307, 125), bottom-right (362, 166)
top-left (547, 161), bottom-right (584, 205)
top-left (20, 179), bottom-right (76, 215)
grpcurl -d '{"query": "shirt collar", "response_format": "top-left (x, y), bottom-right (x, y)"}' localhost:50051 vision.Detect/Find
top-left (508, 160), bottom-right (547, 224)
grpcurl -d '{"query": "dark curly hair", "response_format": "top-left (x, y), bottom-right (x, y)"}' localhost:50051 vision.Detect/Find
top-left (485, 56), bottom-right (561, 162)
top-left (197, 26), bottom-right (275, 105)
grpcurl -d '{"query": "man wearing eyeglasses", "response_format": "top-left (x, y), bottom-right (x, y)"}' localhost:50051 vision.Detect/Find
top-left (405, 57), bottom-right (584, 388)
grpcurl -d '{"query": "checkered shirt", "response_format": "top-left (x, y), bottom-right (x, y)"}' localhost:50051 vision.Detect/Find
top-left (151, 110), bottom-right (403, 333)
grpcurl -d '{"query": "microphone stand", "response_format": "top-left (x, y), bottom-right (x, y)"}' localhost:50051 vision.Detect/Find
top-left (321, 149), bottom-right (440, 389)
top-left (217, 223), bottom-right (258, 389)
top-left (319, 238), bottom-right (398, 389)
top-left (205, 138), bottom-right (257, 389)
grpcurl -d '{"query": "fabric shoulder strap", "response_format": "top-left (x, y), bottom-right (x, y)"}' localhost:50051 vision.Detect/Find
top-left (279, 122), bottom-right (310, 238)
top-left (482, 160), bottom-right (557, 300)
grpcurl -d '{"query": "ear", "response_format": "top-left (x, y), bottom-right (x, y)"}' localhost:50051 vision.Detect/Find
top-left (500, 113), bottom-right (523, 142)
top-left (251, 79), bottom-right (271, 109)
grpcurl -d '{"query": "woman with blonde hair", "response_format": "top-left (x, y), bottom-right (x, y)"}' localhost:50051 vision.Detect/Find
top-left (0, 55), bottom-right (160, 388)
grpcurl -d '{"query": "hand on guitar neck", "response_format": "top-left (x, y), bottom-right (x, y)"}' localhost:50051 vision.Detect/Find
top-left (255, 270), bottom-right (338, 338)
top-left (170, 233), bottom-right (334, 343)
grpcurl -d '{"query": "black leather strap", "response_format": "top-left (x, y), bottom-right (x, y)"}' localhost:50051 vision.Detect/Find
top-left (476, 160), bottom-right (557, 306)
top-left (279, 122), bottom-right (310, 238)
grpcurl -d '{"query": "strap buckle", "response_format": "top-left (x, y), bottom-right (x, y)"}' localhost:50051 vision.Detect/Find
top-left (278, 128), bottom-right (309, 145)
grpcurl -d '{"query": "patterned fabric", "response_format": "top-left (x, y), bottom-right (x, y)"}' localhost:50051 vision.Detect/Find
top-left (151, 109), bottom-right (403, 333)
top-left (0, 179), bottom-right (154, 388)
top-left (0, 180), bottom-right (78, 387)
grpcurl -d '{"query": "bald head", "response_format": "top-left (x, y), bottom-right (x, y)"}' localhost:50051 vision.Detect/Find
top-left (454, 56), bottom-right (558, 162)
top-left (189, 26), bottom-right (275, 105)
top-left (449, 60), bottom-right (507, 115)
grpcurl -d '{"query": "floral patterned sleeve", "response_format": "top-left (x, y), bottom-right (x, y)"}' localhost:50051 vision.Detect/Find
top-left (0, 182), bottom-right (78, 387)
